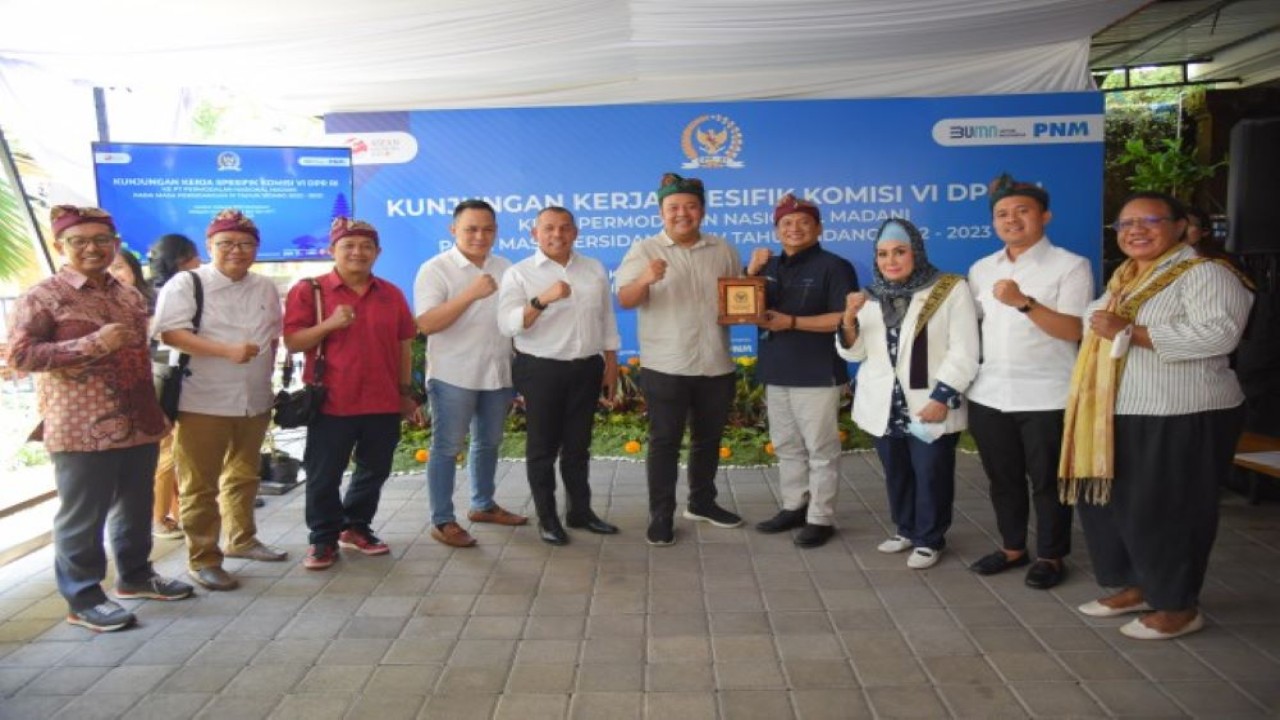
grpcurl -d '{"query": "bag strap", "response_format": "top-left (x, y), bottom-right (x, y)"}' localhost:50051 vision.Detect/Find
top-left (175, 270), bottom-right (203, 376)
top-left (282, 278), bottom-right (325, 388)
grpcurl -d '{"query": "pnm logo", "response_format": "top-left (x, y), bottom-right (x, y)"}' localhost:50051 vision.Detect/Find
top-left (681, 114), bottom-right (745, 169)
top-left (216, 152), bottom-right (242, 172)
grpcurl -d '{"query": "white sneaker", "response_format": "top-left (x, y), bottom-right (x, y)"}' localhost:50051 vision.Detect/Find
top-left (907, 547), bottom-right (941, 569)
top-left (877, 535), bottom-right (913, 554)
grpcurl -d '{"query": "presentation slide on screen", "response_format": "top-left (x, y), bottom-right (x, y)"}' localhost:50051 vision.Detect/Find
top-left (325, 92), bottom-right (1103, 357)
top-left (92, 143), bottom-right (354, 262)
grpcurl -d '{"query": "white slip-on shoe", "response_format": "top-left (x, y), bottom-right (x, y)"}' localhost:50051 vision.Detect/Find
top-left (1077, 599), bottom-right (1152, 618)
top-left (877, 535), bottom-right (913, 554)
top-left (906, 547), bottom-right (941, 569)
top-left (1119, 613), bottom-right (1204, 640)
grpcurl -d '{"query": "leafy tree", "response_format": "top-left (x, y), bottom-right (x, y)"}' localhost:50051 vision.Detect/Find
top-left (0, 169), bottom-right (34, 281)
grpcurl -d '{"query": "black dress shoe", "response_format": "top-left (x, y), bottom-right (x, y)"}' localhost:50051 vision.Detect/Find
top-left (538, 521), bottom-right (569, 546)
top-left (1024, 559), bottom-right (1066, 589)
top-left (968, 549), bottom-right (1030, 576)
top-left (794, 523), bottom-right (835, 548)
top-left (566, 512), bottom-right (620, 535)
top-left (755, 507), bottom-right (808, 534)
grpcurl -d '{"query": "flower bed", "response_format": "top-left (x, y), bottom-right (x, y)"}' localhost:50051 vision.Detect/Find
top-left (395, 355), bottom-right (875, 472)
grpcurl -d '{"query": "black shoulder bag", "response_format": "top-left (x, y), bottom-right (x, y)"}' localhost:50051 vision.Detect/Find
top-left (156, 271), bottom-right (203, 421)
top-left (273, 278), bottom-right (328, 428)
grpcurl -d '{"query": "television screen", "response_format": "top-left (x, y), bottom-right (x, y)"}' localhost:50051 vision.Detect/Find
top-left (92, 142), bottom-right (354, 261)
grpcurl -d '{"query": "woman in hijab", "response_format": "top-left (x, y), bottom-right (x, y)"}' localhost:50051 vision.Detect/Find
top-left (1063, 191), bottom-right (1252, 639)
top-left (836, 218), bottom-right (979, 569)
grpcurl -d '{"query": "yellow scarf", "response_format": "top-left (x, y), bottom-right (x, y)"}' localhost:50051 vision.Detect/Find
top-left (1058, 245), bottom-right (1185, 505)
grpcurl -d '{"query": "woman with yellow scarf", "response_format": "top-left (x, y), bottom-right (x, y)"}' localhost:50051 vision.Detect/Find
top-left (1061, 191), bottom-right (1253, 640)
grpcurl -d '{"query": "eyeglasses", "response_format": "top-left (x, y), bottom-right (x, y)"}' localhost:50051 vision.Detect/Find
top-left (1110, 216), bottom-right (1172, 233)
top-left (63, 234), bottom-right (117, 250)
top-left (213, 240), bottom-right (259, 252)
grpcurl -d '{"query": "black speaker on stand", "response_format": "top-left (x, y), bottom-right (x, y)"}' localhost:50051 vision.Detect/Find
top-left (1227, 117), bottom-right (1280, 255)
top-left (1227, 118), bottom-right (1280, 444)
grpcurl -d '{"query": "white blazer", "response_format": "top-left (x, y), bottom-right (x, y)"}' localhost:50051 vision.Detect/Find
top-left (835, 277), bottom-right (980, 437)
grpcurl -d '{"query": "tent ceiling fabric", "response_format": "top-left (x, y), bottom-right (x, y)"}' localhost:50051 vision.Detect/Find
top-left (1091, 0), bottom-right (1280, 87)
top-left (0, 0), bottom-right (1146, 114)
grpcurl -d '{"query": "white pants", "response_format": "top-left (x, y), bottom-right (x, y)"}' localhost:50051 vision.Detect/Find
top-left (765, 385), bottom-right (842, 526)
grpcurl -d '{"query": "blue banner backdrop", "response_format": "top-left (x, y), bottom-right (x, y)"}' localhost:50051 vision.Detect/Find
top-left (92, 143), bottom-right (354, 262)
top-left (326, 93), bottom-right (1103, 357)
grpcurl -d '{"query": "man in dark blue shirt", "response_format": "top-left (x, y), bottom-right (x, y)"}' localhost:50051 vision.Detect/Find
top-left (748, 194), bottom-right (858, 547)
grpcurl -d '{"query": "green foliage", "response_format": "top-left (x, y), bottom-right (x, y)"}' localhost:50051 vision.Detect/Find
top-left (0, 168), bottom-right (34, 281)
top-left (391, 355), bottom-right (877, 473)
top-left (1114, 136), bottom-right (1226, 202)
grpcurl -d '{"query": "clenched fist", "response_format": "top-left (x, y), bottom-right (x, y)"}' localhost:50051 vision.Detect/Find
top-left (465, 273), bottom-right (499, 300)
top-left (992, 279), bottom-right (1030, 309)
top-left (747, 248), bottom-right (773, 276)
top-left (642, 259), bottom-right (668, 286)
top-left (97, 323), bottom-right (133, 353)
top-left (540, 280), bottom-right (571, 305)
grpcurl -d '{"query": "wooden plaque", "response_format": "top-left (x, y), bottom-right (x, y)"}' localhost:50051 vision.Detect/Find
top-left (717, 276), bottom-right (767, 325)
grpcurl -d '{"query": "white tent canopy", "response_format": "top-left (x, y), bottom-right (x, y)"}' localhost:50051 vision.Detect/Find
top-left (0, 0), bottom-right (1146, 114)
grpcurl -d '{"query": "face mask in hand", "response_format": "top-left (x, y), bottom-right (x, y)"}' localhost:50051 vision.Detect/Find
top-left (907, 419), bottom-right (944, 444)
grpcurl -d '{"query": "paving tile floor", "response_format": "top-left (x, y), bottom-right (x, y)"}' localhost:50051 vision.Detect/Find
top-left (0, 452), bottom-right (1277, 719)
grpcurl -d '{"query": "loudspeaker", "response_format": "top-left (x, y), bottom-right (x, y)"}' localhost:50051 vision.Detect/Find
top-left (1227, 117), bottom-right (1280, 254)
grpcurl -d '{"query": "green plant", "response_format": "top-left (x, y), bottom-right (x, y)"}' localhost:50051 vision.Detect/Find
top-left (1114, 136), bottom-right (1225, 203)
top-left (0, 159), bottom-right (34, 281)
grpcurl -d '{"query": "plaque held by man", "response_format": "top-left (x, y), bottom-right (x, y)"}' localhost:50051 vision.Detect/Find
top-left (717, 276), bottom-right (767, 325)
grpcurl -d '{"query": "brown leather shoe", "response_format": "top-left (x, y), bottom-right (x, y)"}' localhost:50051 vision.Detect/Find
top-left (225, 541), bottom-right (289, 562)
top-left (431, 521), bottom-right (478, 548)
top-left (467, 504), bottom-right (528, 526)
top-left (188, 566), bottom-right (239, 591)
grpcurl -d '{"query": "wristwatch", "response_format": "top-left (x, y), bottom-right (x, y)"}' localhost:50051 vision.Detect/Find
top-left (530, 297), bottom-right (547, 311)
top-left (1017, 296), bottom-right (1037, 313)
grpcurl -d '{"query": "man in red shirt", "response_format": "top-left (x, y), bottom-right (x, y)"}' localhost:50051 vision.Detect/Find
top-left (283, 218), bottom-right (419, 569)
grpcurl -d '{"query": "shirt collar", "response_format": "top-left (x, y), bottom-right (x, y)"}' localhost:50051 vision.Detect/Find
top-left (446, 244), bottom-right (495, 270)
top-left (997, 235), bottom-right (1052, 265)
top-left (533, 248), bottom-right (575, 268)
top-left (659, 229), bottom-right (708, 249)
top-left (201, 265), bottom-right (254, 290)
top-left (319, 268), bottom-right (383, 293)
top-left (56, 265), bottom-right (116, 291)
top-left (780, 242), bottom-right (822, 266)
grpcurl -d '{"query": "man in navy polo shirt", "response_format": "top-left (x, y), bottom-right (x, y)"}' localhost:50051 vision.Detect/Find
top-left (283, 218), bottom-right (420, 570)
top-left (748, 194), bottom-right (858, 548)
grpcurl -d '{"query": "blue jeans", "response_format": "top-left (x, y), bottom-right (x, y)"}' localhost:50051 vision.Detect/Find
top-left (427, 379), bottom-right (514, 526)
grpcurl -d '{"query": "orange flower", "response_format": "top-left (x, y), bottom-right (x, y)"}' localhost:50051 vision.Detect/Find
top-left (624, 440), bottom-right (642, 454)
top-left (414, 448), bottom-right (429, 463)
top-left (764, 442), bottom-right (775, 455)
top-left (838, 430), bottom-right (849, 442)
top-left (619, 366), bottom-right (630, 376)
top-left (627, 356), bottom-right (641, 366)
top-left (719, 446), bottom-right (731, 459)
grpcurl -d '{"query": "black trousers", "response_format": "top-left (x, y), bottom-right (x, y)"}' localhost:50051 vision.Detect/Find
top-left (968, 401), bottom-right (1072, 559)
top-left (303, 412), bottom-right (400, 545)
top-left (638, 369), bottom-right (736, 519)
top-left (513, 352), bottom-right (604, 524)
top-left (1078, 406), bottom-right (1244, 610)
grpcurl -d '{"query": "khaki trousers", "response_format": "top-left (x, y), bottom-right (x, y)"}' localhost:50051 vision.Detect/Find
top-left (174, 411), bottom-right (270, 570)
top-left (152, 433), bottom-right (181, 524)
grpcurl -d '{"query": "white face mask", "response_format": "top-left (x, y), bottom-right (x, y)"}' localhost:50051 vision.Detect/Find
top-left (906, 419), bottom-right (944, 444)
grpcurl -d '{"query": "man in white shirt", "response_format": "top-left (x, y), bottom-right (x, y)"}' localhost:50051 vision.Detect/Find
top-left (154, 209), bottom-right (287, 592)
top-left (414, 199), bottom-right (527, 548)
top-left (966, 174), bottom-right (1094, 590)
top-left (617, 173), bottom-right (745, 546)
top-left (498, 207), bottom-right (621, 545)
